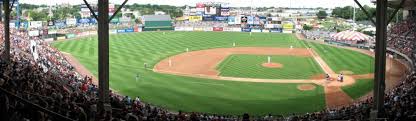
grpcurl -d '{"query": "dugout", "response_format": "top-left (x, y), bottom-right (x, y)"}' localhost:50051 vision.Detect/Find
top-left (142, 15), bottom-right (173, 31)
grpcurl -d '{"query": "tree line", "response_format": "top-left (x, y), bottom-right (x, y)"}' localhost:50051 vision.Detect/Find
top-left (10, 3), bottom-right (183, 21)
top-left (331, 5), bottom-right (403, 22)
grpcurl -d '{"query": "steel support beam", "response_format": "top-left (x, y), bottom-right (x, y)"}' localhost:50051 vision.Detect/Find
top-left (109, 0), bottom-right (128, 21)
top-left (3, 0), bottom-right (10, 62)
top-left (82, 0), bottom-right (98, 20)
top-left (354, 0), bottom-right (376, 25)
top-left (97, 0), bottom-right (110, 113)
top-left (387, 0), bottom-right (405, 24)
top-left (9, 0), bottom-right (15, 10)
top-left (371, 0), bottom-right (388, 120)
top-left (0, 4), bottom-right (2, 22)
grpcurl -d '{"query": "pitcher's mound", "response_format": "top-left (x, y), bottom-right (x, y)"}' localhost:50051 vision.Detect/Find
top-left (297, 84), bottom-right (316, 91)
top-left (339, 70), bottom-right (354, 75)
top-left (262, 63), bottom-right (283, 68)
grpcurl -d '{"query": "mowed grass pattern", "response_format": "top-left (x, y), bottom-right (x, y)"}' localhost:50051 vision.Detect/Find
top-left (52, 32), bottom-right (371, 115)
top-left (307, 42), bottom-right (374, 74)
top-left (342, 79), bottom-right (374, 99)
top-left (217, 54), bottom-right (324, 79)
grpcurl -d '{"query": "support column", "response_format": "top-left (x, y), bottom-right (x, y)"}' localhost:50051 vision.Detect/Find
top-left (0, 4), bottom-right (3, 22)
top-left (97, 0), bottom-right (110, 113)
top-left (371, 0), bottom-right (388, 120)
top-left (3, 0), bottom-right (11, 62)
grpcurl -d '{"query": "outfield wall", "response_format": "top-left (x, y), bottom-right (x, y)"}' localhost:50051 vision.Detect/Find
top-left (174, 27), bottom-right (289, 33)
top-left (47, 26), bottom-right (289, 41)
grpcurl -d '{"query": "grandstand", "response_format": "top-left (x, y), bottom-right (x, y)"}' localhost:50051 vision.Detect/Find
top-left (1, 0), bottom-right (416, 121)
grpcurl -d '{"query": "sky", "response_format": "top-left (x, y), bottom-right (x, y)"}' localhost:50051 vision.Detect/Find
top-left (18, 0), bottom-right (374, 8)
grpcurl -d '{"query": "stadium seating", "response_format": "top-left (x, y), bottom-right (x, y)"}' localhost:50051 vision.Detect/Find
top-left (1, 17), bottom-right (416, 120)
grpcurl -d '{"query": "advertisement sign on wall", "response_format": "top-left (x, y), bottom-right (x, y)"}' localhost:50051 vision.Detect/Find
top-left (232, 28), bottom-right (242, 32)
top-left (204, 6), bottom-right (217, 15)
top-left (125, 28), bottom-right (134, 33)
top-left (283, 23), bottom-right (294, 30)
top-left (90, 18), bottom-right (98, 24)
top-left (57, 37), bottom-right (66, 40)
top-left (214, 16), bottom-right (228, 21)
top-left (204, 27), bottom-right (213, 31)
top-left (9, 22), bottom-right (15, 28)
top-left (196, 11), bottom-right (204, 16)
top-left (265, 24), bottom-right (282, 28)
top-left (109, 4), bottom-right (115, 15)
top-left (203, 16), bottom-right (214, 21)
top-left (119, 18), bottom-right (131, 23)
top-left (184, 27), bottom-right (194, 31)
top-left (283, 30), bottom-right (293, 33)
top-left (134, 26), bottom-right (142, 32)
top-left (110, 18), bottom-right (120, 23)
top-left (196, 3), bottom-right (205, 12)
top-left (110, 30), bottom-right (117, 34)
top-left (47, 20), bottom-right (55, 26)
top-left (29, 21), bottom-right (43, 28)
top-left (213, 27), bottom-right (223, 31)
top-left (189, 16), bottom-right (203, 22)
top-left (48, 29), bottom-right (57, 34)
top-left (55, 20), bottom-right (66, 28)
top-left (193, 27), bottom-right (204, 31)
top-left (253, 17), bottom-right (260, 25)
top-left (241, 28), bottom-right (251, 32)
top-left (247, 16), bottom-right (254, 24)
top-left (223, 27), bottom-right (232, 31)
top-left (66, 18), bottom-right (77, 26)
top-left (28, 30), bottom-right (40, 36)
top-left (66, 34), bottom-right (76, 38)
top-left (78, 18), bottom-right (91, 24)
top-left (221, 8), bottom-right (230, 16)
top-left (228, 16), bottom-right (235, 24)
top-left (270, 28), bottom-right (283, 33)
top-left (117, 29), bottom-right (126, 33)
top-left (235, 16), bottom-right (241, 24)
top-left (251, 29), bottom-right (262, 32)
top-left (241, 16), bottom-right (247, 24)
top-left (174, 27), bottom-right (185, 31)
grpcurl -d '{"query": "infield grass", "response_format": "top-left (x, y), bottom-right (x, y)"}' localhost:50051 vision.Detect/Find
top-left (217, 54), bottom-right (324, 79)
top-left (341, 79), bottom-right (374, 99)
top-left (306, 42), bottom-right (374, 74)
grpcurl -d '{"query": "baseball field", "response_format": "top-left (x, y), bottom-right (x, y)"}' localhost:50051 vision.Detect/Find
top-left (52, 32), bottom-right (381, 115)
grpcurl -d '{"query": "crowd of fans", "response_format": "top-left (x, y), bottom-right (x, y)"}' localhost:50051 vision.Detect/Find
top-left (289, 17), bottom-right (416, 121)
top-left (387, 17), bottom-right (416, 58)
top-left (0, 23), bottom-right (264, 121)
top-left (1, 15), bottom-right (416, 120)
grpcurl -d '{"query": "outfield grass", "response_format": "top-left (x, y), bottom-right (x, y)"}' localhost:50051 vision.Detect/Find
top-left (51, 32), bottom-right (371, 115)
top-left (217, 54), bottom-right (324, 79)
top-left (307, 42), bottom-right (374, 74)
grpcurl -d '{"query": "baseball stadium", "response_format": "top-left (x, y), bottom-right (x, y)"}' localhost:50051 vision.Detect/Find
top-left (0, 0), bottom-right (416, 121)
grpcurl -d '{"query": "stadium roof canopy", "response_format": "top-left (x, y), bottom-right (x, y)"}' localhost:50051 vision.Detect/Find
top-left (372, 0), bottom-right (416, 8)
top-left (142, 15), bottom-right (172, 21)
